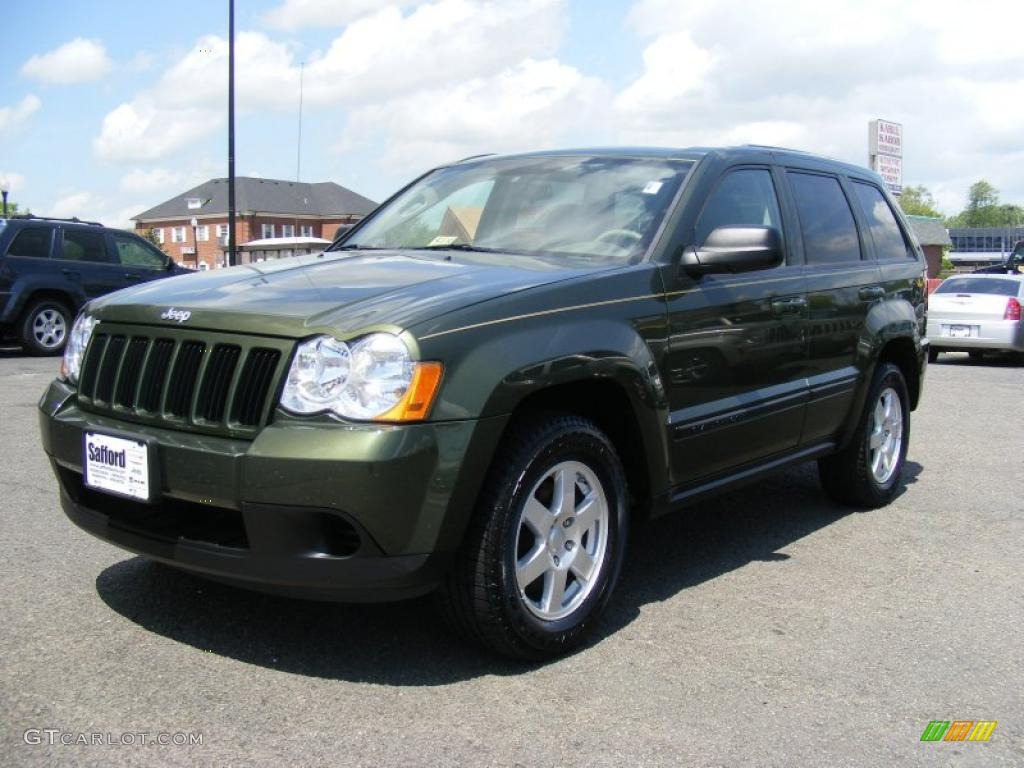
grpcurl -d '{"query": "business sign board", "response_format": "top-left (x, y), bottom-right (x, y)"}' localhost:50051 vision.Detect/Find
top-left (869, 120), bottom-right (903, 158)
top-left (871, 153), bottom-right (902, 195)
top-left (869, 118), bottom-right (903, 195)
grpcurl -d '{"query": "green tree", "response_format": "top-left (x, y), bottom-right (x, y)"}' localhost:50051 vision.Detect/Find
top-left (898, 185), bottom-right (943, 218)
top-left (1, 201), bottom-right (30, 217)
top-left (947, 180), bottom-right (1021, 227)
top-left (143, 227), bottom-right (167, 253)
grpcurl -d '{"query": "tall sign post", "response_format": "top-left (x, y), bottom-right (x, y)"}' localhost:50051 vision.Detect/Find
top-left (869, 119), bottom-right (902, 196)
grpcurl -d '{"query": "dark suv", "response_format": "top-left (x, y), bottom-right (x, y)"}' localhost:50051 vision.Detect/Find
top-left (38, 147), bottom-right (927, 659)
top-left (0, 216), bottom-right (188, 355)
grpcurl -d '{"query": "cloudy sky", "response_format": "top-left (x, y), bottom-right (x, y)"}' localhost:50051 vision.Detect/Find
top-left (3, 0), bottom-right (1023, 227)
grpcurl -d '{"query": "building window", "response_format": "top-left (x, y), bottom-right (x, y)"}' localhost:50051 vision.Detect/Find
top-left (300, 225), bottom-right (313, 237)
top-left (171, 227), bottom-right (186, 244)
top-left (216, 224), bottom-right (229, 239)
top-left (187, 198), bottom-right (203, 210)
top-left (150, 227), bottom-right (164, 244)
top-left (282, 224), bottom-right (295, 238)
top-left (196, 225), bottom-right (209, 242)
top-left (261, 223), bottom-right (274, 239)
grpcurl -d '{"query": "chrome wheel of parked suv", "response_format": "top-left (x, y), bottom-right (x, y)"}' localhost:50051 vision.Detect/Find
top-left (819, 362), bottom-right (910, 508)
top-left (514, 460), bottom-right (610, 621)
top-left (20, 299), bottom-right (71, 356)
top-left (441, 413), bottom-right (627, 660)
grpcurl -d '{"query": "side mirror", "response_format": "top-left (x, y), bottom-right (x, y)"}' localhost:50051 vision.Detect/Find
top-left (682, 226), bottom-right (783, 275)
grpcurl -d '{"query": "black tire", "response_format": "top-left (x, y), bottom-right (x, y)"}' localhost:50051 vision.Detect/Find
top-left (19, 299), bottom-right (72, 356)
top-left (439, 412), bottom-right (628, 660)
top-left (968, 350), bottom-right (984, 363)
top-left (818, 362), bottom-right (910, 508)
top-left (927, 347), bottom-right (938, 363)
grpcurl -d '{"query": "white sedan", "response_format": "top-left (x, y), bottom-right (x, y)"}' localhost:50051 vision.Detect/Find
top-left (927, 273), bottom-right (1024, 362)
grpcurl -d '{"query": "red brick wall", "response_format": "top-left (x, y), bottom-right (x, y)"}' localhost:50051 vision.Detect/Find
top-left (134, 215), bottom-right (361, 269)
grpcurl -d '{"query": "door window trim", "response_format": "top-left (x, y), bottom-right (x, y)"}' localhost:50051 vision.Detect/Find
top-left (783, 168), bottom-right (868, 268)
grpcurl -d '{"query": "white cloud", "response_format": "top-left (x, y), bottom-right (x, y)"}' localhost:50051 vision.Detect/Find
top-left (49, 191), bottom-right (144, 229)
top-left (0, 94), bottom-right (41, 132)
top-left (345, 58), bottom-right (607, 170)
top-left (262, 0), bottom-right (420, 30)
top-left (21, 38), bottom-right (113, 84)
top-left (0, 172), bottom-right (26, 192)
top-left (613, 0), bottom-right (1024, 212)
top-left (94, 0), bottom-right (571, 164)
top-left (120, 167), bottom-right (189, 193)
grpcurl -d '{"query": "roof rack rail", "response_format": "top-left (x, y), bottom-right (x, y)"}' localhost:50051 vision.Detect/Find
top-left (10, 213), bottom-right (104, 227)
top-left (453, 153), bottom-right (496, 163)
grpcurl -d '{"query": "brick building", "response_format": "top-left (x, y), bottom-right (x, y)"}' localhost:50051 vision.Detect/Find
top-left (132, 177), bottom-right (377, 269)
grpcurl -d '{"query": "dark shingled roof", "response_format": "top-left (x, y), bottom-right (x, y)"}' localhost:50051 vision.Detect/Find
top-left (906, 215), bottom-right (952, 247)
top-left (133, 177), bottom-right (377, 221)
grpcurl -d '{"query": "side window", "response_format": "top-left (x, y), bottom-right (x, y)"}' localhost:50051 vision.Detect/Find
top-left (788, 172), bottom-right (862, 264)
top-left (61, 229), bottom-right (113, 264)
top-left (852, 182), bottom-right (912, 260)
top-left (6, 227), bottom-right (52, 258)
top-left (695, 169), bottom-right (782, 245)
top-left (112, 234), bottom-right (167, 269)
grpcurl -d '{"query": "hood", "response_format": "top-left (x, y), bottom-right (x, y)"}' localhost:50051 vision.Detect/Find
top-left (88, 250), bottom-right (600, 339)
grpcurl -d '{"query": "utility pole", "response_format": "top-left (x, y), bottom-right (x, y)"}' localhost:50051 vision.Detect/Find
top-left (227, 0), bottom-right (237, 266)
top-left (297, 62), bottom-right (304, 182)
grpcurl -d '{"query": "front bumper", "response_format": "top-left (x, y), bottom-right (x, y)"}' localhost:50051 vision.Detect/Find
top-left (39, 379), bottom-right (506, 601)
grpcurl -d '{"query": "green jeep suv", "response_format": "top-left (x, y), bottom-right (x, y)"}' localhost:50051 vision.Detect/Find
top-left (38, 147), bottom-right (928, 659)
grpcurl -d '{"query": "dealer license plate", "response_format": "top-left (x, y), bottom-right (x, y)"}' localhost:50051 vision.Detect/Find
top-left (947, 325), bottom-right (971, 338)
top-left (83, 432), bottom-right (151, 501)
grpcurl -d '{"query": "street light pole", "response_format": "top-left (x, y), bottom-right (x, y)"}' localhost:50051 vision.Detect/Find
top-left (227, 0), bottom-right (237, 266)
top-left (0, 179), bottom-right (9, 218)
top-left (191, 216), bottom-right (199, 269)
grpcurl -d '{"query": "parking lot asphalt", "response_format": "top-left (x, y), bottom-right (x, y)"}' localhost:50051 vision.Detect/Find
top-left (1, 349), bottom-right (1021, 767)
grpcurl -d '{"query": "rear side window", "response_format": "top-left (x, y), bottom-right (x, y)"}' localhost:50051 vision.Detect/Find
top-left (852, 182), bottom-right (911, 260)
top-left (788, 172), bottom-right (861, 264)
top-left (934, 277), bottom-right (1020, 296)
top-left (61, 229), bottom-right (113, 263)
top-left (111, 234), bottom-right (166, 269)
top-left (696, 168), bottom-right (782, 245)
top-left (6, 227), bottom-right (52, 259)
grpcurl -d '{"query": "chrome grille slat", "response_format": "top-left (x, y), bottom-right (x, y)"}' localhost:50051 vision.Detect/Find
top-left (76, 325), bottom-right (289, 437)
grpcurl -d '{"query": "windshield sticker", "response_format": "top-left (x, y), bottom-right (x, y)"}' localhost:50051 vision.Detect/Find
top-left (428, 236), bottom-right (460, 247)
top-left (642, 181), bottom-right (663, 195)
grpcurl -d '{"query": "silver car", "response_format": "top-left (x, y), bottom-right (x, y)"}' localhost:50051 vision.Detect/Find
top-left (927, 273), bottom-right (1024, 362)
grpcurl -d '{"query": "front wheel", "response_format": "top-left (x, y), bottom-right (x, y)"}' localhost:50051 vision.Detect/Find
top-left (819, 362), bottom-right (910, 508)
top-left (440, 413), bottom-right (628, 660)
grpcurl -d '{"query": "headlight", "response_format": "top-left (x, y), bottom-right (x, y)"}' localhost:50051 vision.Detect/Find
top-left (61, 314), bottom-right (97, 384)
top-left (280, 333), bottom-right (442, 421)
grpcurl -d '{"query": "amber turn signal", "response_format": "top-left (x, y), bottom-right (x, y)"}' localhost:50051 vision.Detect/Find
top-left (374, 362), bottom-right (443, 422)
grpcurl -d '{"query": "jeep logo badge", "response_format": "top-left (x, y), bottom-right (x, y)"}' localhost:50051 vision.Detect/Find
top-left (160, 308), bottom-right (192, 324)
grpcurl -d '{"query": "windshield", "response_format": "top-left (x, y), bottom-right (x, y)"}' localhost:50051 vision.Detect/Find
top-left (338, 155), bottom-right (692, 264)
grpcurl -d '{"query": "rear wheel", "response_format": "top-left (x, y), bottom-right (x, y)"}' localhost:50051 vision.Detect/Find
top-left (19, 299), bottom-right (71, 356)
top-left (968, 350), bottom-right (984, 363)
top-left (819, 362), bottom-right (909, 508)
top-left (927, 347), bottom-right (938, 363)
top-left (440, 413), bottom-right (628, 660)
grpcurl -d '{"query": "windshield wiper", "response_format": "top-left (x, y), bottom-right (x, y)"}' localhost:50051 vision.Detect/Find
top-left (331, 244), bottom-right (384, 251)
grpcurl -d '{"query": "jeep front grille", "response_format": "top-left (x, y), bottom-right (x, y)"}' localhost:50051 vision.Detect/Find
top-left (77, 324), bottom-right (289, 437)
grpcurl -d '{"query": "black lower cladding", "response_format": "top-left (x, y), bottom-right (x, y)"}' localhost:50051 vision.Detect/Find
top-left (57, 465), bottom-right (363, 557)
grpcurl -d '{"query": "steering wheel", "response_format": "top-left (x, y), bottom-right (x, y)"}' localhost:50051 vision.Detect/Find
top-left (594, 229), bottom-right (642, 246)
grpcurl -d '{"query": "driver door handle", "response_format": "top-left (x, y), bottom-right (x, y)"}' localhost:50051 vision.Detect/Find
top-left (859, 286), bottom-right (885, 301)
top-left (771, 296), bottom-right (807, 316)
